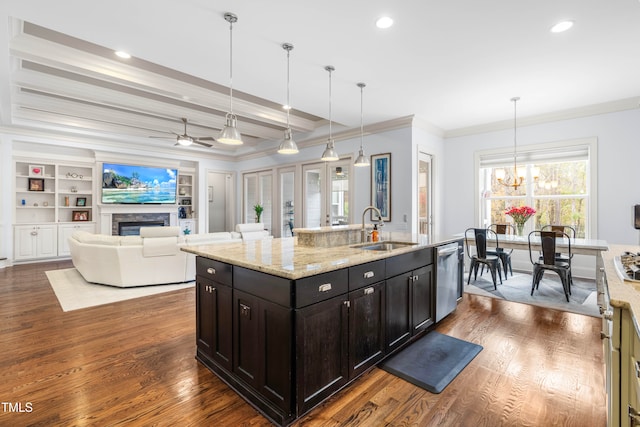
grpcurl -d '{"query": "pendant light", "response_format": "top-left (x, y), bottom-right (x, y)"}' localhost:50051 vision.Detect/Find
top-left (277, 43), bottom-right (299, 154)
top-left (496, 97), bottom-right (538, 189)
top-left (218, 12), bottom-right (243, 145)
top-left (321, 65), bottom-right (339, 161)
top-left (354, 82), bottom-right (370, 167)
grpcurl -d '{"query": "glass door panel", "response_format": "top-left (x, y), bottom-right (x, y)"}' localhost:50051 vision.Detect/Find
top-left (329, 160), bottom-right (351, 226)
top-left (303, 163), bottom-right (324, 227)
top-left (418, 152), bottom-right (432, 236)
top-left (280, 169), bottom-right (295, 237)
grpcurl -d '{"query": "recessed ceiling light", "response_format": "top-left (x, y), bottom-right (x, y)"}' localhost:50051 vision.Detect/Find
top-left (115, 50), bottom-right (131, 59)
top-left (550, 20), bottom-right (574, 33)
top-left (376, 16), bottom-right (393, 29)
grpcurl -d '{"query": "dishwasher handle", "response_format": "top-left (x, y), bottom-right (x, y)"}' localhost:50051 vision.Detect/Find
top-left (438, 245), bottom-right (458, 257)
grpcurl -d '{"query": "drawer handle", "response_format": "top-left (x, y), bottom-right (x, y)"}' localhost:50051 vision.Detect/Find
top-left (318, 283), bottom-right (332, 292)
top-left (364, 287), bottom-right (374, 295)
top-left (240, 303), bottom-right (251, 317)
top-left (363, 271), bottom-right (375, 279)
top-left (206, 267), bottom-right (216, 275)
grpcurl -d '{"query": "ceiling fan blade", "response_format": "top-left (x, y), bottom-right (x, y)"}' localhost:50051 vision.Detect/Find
top-left (194, 140), bottom-right (213, 148)
top-left (196, 136), bottom-right (216, 141)
top-left (149, 136), bottom-right (172, 139)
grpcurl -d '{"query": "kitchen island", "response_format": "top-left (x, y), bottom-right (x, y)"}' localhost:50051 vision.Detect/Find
top-left (181, 233), bottom-right (462, 426)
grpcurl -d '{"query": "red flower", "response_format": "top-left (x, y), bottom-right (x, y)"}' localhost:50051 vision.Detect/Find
top-left (505, 205), bottom-right (536, 224)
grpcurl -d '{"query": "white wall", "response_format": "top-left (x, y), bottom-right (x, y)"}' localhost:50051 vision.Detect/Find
top-left (443, 108), bottom-right (640, 245)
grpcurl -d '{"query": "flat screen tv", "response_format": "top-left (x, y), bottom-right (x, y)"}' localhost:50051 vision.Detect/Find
top-left (102, 163), bottom-right (178, 204)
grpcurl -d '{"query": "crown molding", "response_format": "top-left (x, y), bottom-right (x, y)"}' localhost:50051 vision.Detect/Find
top-left (444, 96), bottom-right (640, 139)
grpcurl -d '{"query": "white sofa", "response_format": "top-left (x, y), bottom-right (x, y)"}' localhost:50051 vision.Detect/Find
top-left (68, 226), bottom-right (242, 287)
top-left (235, 223), bottom-right (273, 241)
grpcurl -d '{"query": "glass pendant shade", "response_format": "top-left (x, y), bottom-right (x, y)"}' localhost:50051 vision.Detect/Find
top-left (321, 139), bottom-right (339, 161)
top-left (218, 12), bottom-right (243, 146)
top-left (354, 148), bottom-right (369, 166)
top-left (278, 128), bottom-right (299, 154)
top-left (218, 113), bottom-right (243, 145)
top-left (278, 43), bottom-right (298, 154)
top-left (354, 82), bottom-right (369, 167)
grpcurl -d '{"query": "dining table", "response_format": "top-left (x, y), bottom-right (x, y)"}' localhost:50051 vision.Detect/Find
top-left (462, 232), bottom-right (610, 284)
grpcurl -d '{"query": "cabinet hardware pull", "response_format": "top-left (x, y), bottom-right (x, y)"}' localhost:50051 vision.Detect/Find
top-left (318, 283), bottom-right (332, 292)
top-left (211, 287), bottom-right (216, 293)
top-left (240, 303), bottom-right (251, 317)
top-left (364, 287), bottom-right (374, 295)
top-left (207, 267), bottom-right (216, 275)
top-left (636, 361), bottom-right (640, 379)
top-left (205, 285), bottom-right (209, 292)
top-left (31, 231), bottom-right (37, 236)
top-left (344, 301), bottom-right (350, 308)
top-left (600, 331), bottom-right (610, 340)
top-left (363, 271), bottom-right (374, 279)
top-left (601, 309), bottom-right (613, 321)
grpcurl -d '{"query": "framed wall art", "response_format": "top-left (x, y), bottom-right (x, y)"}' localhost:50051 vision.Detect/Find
top-left (28, 178), bottom-right (45, 191)
top-left (76, 197), bottom-right (87, 207)
top-left (370, 153), bottom-right (391, 221)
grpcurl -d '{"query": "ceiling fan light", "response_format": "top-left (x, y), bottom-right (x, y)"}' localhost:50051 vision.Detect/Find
top-left (354, 149), bottom-right (370, 167)
top-left (278, 128), bottom-right (299, 154)
top-left (218, 114), bottom-right (243, 145)
top-left (177, 136), bottom-right (193, 146)
top-left (321, 139), bottom-right (339, 161)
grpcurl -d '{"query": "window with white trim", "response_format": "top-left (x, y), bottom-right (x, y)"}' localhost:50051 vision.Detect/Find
top-left (477, 139), bottom-right (596, 238)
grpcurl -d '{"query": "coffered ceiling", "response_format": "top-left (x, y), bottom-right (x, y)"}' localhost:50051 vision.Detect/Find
top-left (1, 1), bottom-right (640, 160)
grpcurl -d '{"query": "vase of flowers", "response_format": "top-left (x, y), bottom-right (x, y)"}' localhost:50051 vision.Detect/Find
top-left (505, 205), bottom-right (536, 236)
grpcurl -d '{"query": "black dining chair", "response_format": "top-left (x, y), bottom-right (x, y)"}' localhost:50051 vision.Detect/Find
top-left (541, 224), bottom-right (576, 290)
top-left (528, 230), bottom-right (572, 302)
top-left (487, 223), bottom-right (515, 279)
top-left (464, 227), bottom-right (503, 289)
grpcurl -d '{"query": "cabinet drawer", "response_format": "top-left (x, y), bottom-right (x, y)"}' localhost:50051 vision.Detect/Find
top-left (295, 269), bottom-right (349, 308)
top-left (385, 248), bottom-right (433, 278)
top-left (349, 260), bottom-right (385, 290)
top-left (234, 267), bottom-right (292, 307)
top-left (196, 257), bottom-right (232, 286)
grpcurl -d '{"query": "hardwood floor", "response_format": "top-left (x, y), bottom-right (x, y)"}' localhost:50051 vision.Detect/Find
top-left (0, 261), bottom-right (606, 426)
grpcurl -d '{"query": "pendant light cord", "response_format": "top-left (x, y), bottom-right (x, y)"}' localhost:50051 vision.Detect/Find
top-left (286, 47), bottom-right (291, 128)
top-left (512, 96), bottom-right (519, 174)
top-left (359, 83), bottom-right (364, 149)
top-left (228, 17), bottom-right (234, 115)
top-left (328, 67), bottom-right (333, 140)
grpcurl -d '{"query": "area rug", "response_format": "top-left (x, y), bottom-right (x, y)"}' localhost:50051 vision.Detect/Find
top-left (380, 331), bottom-right (482, 394)
top-left (46, 268), bottom-right (193, 312)
top-left (465, 270), bottom-right (599, 317)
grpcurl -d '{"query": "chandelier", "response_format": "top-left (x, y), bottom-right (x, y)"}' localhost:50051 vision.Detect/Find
top-left (495, 97), bottom-right (538, 190)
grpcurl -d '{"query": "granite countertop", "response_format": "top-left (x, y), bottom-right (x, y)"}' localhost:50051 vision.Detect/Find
top-left (181, 233), bottom-right (461, 280)
top-left (603, 244), bottom-right (640, 329)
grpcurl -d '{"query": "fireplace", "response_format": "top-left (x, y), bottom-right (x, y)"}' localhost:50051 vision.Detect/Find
top-left (111, 213), bottom-right (171, 235)
top-left (118, 221), bottom-right (165, 236)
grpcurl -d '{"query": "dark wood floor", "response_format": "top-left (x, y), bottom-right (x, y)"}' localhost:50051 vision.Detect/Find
top-left (0, 260), bottom-right (606, 426)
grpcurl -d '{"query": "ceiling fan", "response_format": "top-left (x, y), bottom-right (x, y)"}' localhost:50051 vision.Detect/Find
top-left (149, 118), bottom-right (216, 147)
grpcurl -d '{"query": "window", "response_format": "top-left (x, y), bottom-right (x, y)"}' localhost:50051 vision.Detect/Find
top-left (476, 139), bottom-right (596, 238)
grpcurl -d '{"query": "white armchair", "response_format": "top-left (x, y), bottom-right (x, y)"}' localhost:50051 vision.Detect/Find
top-left (235, 223), bottom-right (272, 241)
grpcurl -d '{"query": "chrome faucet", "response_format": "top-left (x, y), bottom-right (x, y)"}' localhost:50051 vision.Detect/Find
top-left (361, 205), bottom-right (384, 242)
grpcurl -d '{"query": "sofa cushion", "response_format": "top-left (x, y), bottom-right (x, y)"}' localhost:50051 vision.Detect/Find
top-left (143, 236), bottom-right (178, 257)
top-left (241, 230), bottom-right (269, 241)
top-left (119, 235), bottom-right (143, 246)
top-left (72, 231), bottom-right (120, 246)
top-left (236, 223), bottom-right (264, 233)
top-left (186, 232), bottom-right (232, 244)
top-left (140, 226), bottom-right (180, 238)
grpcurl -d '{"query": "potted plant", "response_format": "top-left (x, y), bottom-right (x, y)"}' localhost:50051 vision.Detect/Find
top-left (254, 204), bottom-right (264, 223)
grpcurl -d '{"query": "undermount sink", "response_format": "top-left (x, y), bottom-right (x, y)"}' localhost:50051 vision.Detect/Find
top-left (351, 241), bottom-right (418, 251)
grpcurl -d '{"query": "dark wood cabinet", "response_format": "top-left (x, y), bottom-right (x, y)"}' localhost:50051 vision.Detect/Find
top-left (196, 276), bottom-right (232, 372)
top-left (194, 243), bottom-right (445, 426)
top-left (385, 249), bottom-right (435, 353)
top-left (348, 280), bottom-right (386, 379)
top-left (233, 289), bottom-right (292, 413)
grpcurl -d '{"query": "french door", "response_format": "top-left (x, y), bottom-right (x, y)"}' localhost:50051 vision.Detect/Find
top-left (302, 159), bottom-right (352, 228)
top-left (417, 151), bottom-right (433, 237)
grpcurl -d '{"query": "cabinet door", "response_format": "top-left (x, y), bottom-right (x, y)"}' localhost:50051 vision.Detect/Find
top-left (58, 224), bottom-right (95, 256)
top-left (14, 226), bottom-right (37, 259)
top-left (296, 295), bottom-right (349, 415)
top-left (412, 264), bottom-right (435, 334)
top-left (386, 272), bottom-right (412, 353)
top-left (348, 281), bottom-right (385, 379)
top-left (196, 277), bottom-right (232, 372)
top-left (234, 290), bottom-right (261, 390)
top-left (36, 225), bottom-right (57, 257)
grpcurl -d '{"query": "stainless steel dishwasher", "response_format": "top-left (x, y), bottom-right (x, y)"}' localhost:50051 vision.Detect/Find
top-left (435, 241), bottom-right (462, 322)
